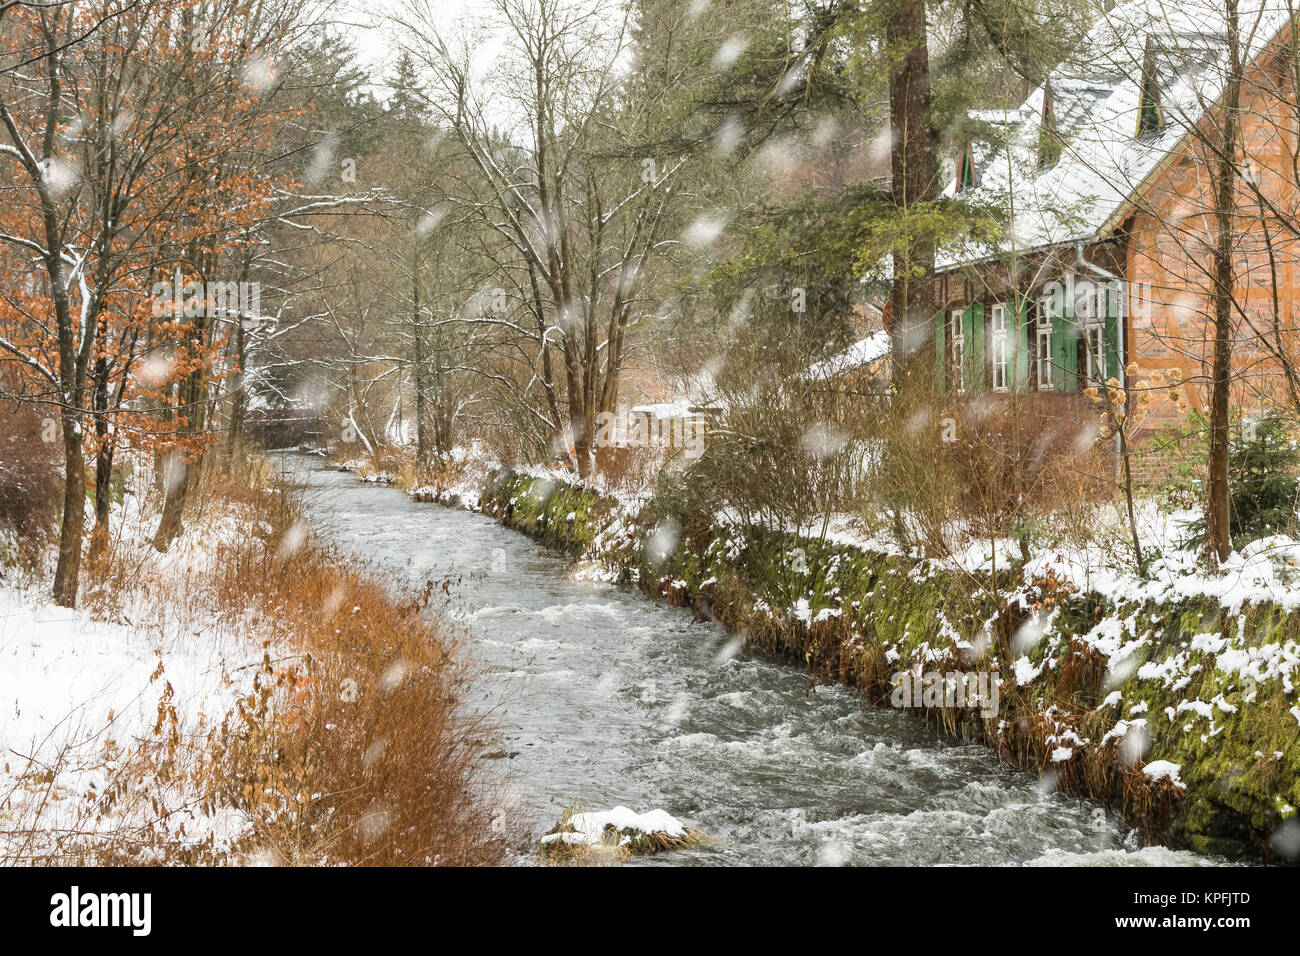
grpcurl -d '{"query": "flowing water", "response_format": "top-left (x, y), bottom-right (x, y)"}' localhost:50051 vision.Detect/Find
top-left (285, 455), bottom-right (1217, 866)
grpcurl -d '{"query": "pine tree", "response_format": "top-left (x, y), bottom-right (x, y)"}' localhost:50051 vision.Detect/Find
top-left (1230, 418), bottom-right (1300, 543)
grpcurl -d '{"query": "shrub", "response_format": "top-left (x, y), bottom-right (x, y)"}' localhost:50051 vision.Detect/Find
top-left (1181, 416), bottom-right (1300, 550)
top-left (0, 399), bottom-right (62, 567)
top-left (1229, 417), bottom-right (1299, 541)
top-left (869, 384), bottom-right (1105, 565)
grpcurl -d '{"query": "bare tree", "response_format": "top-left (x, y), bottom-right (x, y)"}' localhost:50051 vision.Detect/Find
top-left (396, 0), bottom-right (688, 476)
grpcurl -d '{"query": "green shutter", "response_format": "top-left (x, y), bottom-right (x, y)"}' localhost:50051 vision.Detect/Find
top-left (962, 306), bottom-right (973, 392)
top-left (968, 302), bottom-right (986, 393)
top-left (1052, 290), bottom-right (1077, 393)
top-left (935, 309), bottom-right (946, 392)
top-left (1104, 283), bottom-right (1120, 382)
top-left (1014, 298), bottom-right (1030, 391)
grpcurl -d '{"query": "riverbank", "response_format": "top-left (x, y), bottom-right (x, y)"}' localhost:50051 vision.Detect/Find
top-left (0, 458), bottom-right (510, 865)
top-left (390, 460), bottom-right (1299, 861)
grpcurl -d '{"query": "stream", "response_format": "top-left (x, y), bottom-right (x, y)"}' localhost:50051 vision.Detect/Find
top-left (284, 455), bottom-right (1219, 866)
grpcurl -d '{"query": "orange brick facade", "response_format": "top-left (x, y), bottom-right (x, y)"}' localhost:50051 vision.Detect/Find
top-left (1123, 38), bottom-right (1300, 463)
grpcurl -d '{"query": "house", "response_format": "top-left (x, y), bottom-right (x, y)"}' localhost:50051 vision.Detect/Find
top-left (934, 0), bottom-right (1300, 475)
top-left (801, 329), bottom-right (893, 422)
top-left (803, 329), bottom-right (892, 385)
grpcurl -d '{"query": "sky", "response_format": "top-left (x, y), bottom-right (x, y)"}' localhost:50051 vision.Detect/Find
top-left (328, 0), bottom-right (491, 96)
top-left (324, 0), bottom-right (627, 138)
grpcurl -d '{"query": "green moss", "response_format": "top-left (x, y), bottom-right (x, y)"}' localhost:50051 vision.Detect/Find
top-left (474, 467), bottom-right (1299, 860)
top-left (481, 470), bottom-right (609, 557)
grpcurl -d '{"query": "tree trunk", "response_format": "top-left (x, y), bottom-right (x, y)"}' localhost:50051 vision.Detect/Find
top-left (885, 0), bottom-right (938, 374)
top-left (1118, 422), bottom-right (1144, 571)
top-left (153, 350), bottom-right (206, 552)
top-left (227, 317), bottom-right (247, 457)
top-left (89, 443), bottom-right (114, 562)
top-left (52, 413), bottom-right (85, 607)
top-left (88, 347), bottom-right (113, 561)
top-left (153, 456), bottom-right (189, 552)
top-left (1207, 0), bottom-right (1242, 564)
top-left (412, 263), bottom-right (429, 470)
top-left (565, 351), bottom-right (591, 476)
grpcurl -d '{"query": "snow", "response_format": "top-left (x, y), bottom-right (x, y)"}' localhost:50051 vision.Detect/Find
top-left (539, 806), bottom-right (687, 846)
top-left (1142, 760), bottom-right (1187, 789)
top-left (802, 331), bottom-right (891, 380)
top-left (823, 494), bottom-right (1300, 620)
top-left (1014, 655), bottom-right (1043, 686)
top-left (793, 597), bottom-right (812, 624)
top-left (942, 0), bottom-right (1296, 259)
top-left (628, 401), bottom-right (693, 420)
top-left (1190, 632), bottom-right (1228, 655)
top-left (0, 587), bottom-right (244, 759)
top-left (0, 477), bottom-right (277, 861)
top-left (1101, 717), bottom-right (1146, 746)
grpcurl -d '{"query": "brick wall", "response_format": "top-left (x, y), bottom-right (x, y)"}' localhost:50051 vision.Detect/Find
top-left (1125, 44), bottom-right (1300, 468)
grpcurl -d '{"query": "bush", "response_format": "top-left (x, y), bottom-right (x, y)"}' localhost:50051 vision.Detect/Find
top-left (1229, 417), bottom-right (1299, 541)
top-left (1181, 416), bottom-right (1299, 549)
top-left (869, 384), bottom-right (1105, 564)
top-left (939, 393), bottom-right (1106, 551)
top-left (0, 399), bottom-right (62, 566)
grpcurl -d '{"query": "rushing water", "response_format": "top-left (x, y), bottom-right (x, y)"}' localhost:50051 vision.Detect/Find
top-left (284, 455), bottom-right (1217, 866)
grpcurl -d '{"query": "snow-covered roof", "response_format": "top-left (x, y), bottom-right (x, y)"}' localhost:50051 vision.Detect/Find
top-left (943, 0), bottom-right (1293, 264)
top-left (629, 401), bottom-right (697, 419)
top-left (802, 330), bottom-right (892, 380)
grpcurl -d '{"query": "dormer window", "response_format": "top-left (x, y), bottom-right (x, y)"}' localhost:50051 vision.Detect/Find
top-left (1137, 38), bottom-right (1164, 136)
top-left (1038, 80), bottom-right (1061, 168)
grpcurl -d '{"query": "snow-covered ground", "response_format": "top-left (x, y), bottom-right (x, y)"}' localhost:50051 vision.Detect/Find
top-left (820, 498), bottom-right (1300, 615)
top-left (0, 490), bottom-right (271, 863)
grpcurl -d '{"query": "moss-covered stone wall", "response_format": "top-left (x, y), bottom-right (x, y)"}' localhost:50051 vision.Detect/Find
top-left (478, 468), bottom-right (1298, 860)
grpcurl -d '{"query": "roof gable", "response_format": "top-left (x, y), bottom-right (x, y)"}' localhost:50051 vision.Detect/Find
top-left (942, 0), bottom-right (1294, 263)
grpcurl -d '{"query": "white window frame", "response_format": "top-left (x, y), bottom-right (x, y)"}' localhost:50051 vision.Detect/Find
top-left (1083, 318), bottom-right (1107, 385)
top-left (1073, 278), bottom-right (1104, 324)
top-left (990, 303), bottom-right (1009, 392)
top-left (1036, 295), bottom-right (1054, 389)
top-left (950, 308), bottom-right (965, 393)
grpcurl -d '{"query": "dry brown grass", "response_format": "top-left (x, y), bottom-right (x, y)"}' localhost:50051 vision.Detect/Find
top-left (328, 445), bottom-right (417, 489)
top-left (592, 443), bottom-right (666, 501)
top-left (199, 473), bottom-right (517, 865)
top-left (193, 463), bottom-right (518, 865)
top-left (9, 455), bottom-right (518, 866)
top-left (415, 454), bottom-right (469, 494)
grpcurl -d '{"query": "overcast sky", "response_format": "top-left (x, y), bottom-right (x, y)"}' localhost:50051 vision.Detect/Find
top-left (328, 0), bottom-right (483, 94)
